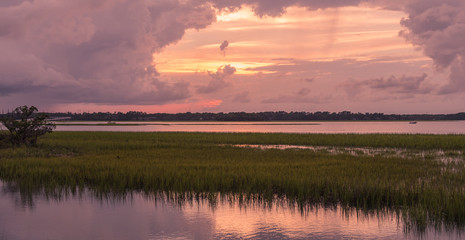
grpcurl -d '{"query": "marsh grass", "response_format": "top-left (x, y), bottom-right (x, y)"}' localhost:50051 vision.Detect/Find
top-left (1, 131), bottom-right (465, 232)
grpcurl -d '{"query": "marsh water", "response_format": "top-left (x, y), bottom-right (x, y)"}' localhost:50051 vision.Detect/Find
top-left (2, 122), bottom-right (465, 239)
top-left (54, 121), bottom-right (465, 134)
top-left (1, 181), bottom-right (462, 240)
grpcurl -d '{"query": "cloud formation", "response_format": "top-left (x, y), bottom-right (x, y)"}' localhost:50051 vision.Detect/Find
top-left (2, 0), bottom-right (465, 112)
top-left (214, 0), bottom-right (465, 94)
top-left (400, 0), bottom-right (465, 93)
top-left (0, 0), bottom-right (215, 105)
top-left (232, 91), bottom-right (251, 103)
top-left (343, 74), bottom-right (432, 98)
top-left (220, 40), bottom-right (229, 51)
top-left (211, 0), bottom-right (364, 17)
top-left (262, 87), bottom-right (329, 104)
top-left (219, 40), bottom-right (229, 56)
top-left (197, 64), bottom-right (236, 94)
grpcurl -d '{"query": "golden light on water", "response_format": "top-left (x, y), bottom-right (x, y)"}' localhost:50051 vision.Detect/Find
top-left (180, 198), bottom-right (402, 239)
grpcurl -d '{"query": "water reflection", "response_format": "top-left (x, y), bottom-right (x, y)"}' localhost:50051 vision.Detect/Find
top-left (228, 144), bottom-right (465, 163)
top-left (53, 121), bottom-right (465, 134)
top-left (1, 181), bottom-right (463, 240)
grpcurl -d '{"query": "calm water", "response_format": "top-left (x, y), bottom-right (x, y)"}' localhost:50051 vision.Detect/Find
top-left (2, 181), bottom-right (461, 240)
top-left (54, 121), bottom-right (465, 134)
top-left (3, 122), bottom-right (465, 239)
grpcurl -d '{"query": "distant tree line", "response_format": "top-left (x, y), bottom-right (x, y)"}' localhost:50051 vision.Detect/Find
top-left (3, 111), bottom-right (464, 121)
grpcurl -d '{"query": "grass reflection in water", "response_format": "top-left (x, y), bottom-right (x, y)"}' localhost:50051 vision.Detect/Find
top-left (0, 180), bottom-right (410, 239)
top-left (1, 132), bottom-right (465, 234)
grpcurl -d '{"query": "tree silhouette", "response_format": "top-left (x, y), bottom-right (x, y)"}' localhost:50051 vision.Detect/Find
top-left (1, 106), bottom-right (55, 146)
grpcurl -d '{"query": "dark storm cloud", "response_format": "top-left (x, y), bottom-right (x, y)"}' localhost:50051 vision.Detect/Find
top-left (0, 83), bottom-right (36, 96)
top-left (0, 0), bottom-right (215, 105)
top-left (0, 0), bottom-right (31, 8)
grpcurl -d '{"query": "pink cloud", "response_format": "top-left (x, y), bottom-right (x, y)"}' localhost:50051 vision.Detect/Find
top-left (400, 0), bottom-right (465, 93)
top-left (0, 0), bottom-right (216, 106)
top-left (1, 0), bottom-right (465, 113)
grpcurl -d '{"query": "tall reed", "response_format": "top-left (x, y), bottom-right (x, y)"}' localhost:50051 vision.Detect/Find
top-left (1, 131), bottom-right (464, 231)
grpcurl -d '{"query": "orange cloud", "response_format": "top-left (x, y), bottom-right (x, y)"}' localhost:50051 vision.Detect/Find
top-left (201, 99), bottom-right (223, 108)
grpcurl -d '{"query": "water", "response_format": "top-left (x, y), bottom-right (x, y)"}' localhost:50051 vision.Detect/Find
top-left (53, 121), bottom-right (465, 134)
top-left (3, 181), bottom-right (460, 240)
top-left (2, 122), bottom-right (465, 239)
top-left (228, 144), bottom-right (465, 163)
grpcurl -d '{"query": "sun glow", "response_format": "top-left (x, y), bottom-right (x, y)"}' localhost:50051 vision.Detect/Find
top-left (216, 8), bottom-right (253, 22)
top-left (154, 6), bottom-right (419, 75)
top-left (154, 59), bottom-right (276, 74)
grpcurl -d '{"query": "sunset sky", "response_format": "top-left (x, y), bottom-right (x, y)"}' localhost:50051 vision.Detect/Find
top-left (1, 0), bottom-right (464, 113)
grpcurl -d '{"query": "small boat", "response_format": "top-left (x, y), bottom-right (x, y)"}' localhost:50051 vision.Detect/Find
top-left (409, 121), bottom-right (417, 124)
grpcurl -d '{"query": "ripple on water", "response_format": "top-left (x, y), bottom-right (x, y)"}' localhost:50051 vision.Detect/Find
top-left (1, 182), bottom-right (464, 239)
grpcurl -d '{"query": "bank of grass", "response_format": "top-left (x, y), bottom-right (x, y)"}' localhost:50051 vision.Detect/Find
top-left (1, 132), bottom-right (465, 231)
top-left (39, 131), bottom-right (465, 149)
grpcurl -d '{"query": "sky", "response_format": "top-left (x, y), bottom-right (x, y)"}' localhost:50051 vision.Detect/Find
top-left (1, 0), bottom-right (464, 114)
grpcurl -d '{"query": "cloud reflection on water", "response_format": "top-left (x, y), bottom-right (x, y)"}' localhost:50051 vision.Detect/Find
top-left (0, 181), bottom-right (439, 239)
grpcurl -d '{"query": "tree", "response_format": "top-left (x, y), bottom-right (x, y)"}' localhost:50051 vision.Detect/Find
top-left (0, 130), bottom-right (8, 147)
top-left (0, 106), bottom-right (56, 146)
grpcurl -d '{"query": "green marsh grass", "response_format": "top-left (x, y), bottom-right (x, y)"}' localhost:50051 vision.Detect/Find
top-left (1, 131), bottom-right (465, 232)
